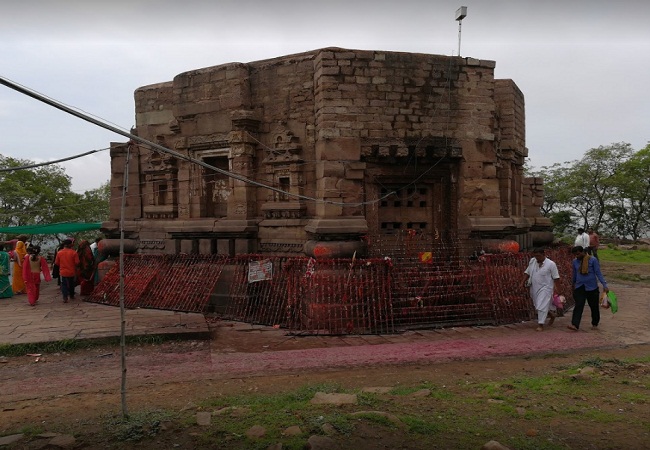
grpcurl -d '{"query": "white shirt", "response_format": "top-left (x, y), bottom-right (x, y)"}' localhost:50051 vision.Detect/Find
top-left (574, 232), bottom-right (590, 248)
top-left (524, 257), bottom-right (560, 310)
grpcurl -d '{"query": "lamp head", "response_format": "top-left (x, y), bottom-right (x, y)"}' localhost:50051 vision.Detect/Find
top-left (455, 6), bottom-right (467, 21)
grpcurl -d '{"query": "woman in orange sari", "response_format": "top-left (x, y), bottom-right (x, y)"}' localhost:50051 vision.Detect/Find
top-left (11, 235), bottom-right (28, 295)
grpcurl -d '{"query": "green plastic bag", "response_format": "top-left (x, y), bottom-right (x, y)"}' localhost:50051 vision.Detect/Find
top-left (608, 291), bottom-right (618, 314)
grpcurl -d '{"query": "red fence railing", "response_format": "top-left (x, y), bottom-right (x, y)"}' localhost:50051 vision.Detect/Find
top-left (87, 245), bottom-right (575, 334)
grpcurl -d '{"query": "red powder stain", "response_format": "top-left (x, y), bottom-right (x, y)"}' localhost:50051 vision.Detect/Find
top-left (313, 246), bottom-right (332, 257)
top-left (500, 241), bottom-right (520, 253)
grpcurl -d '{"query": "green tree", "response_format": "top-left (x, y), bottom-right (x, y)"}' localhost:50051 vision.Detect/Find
top-left (532, 142), bottom-right (650, 240)
top-left (608, 144), bottom-right (650, 240)
top-left (528, 162), bottom-right (577, 240)
top-left (67, 182), bottom-right (111, 223)
top-left (0, 156), bottom-right (73, 228)
top-left (562, 142), bottom-right (633, 231)
top-left (529, 162), bottom-right (573, 217)
top-left (66, 182), bottom-right (111, 244)
top-left (0, 155), bottom-right (109, 246)
top-left (549, 210), bottom-right (575, 236)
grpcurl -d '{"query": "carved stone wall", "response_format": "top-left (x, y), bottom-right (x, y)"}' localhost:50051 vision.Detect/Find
top-left (102, 48), bottom-right (552, 256)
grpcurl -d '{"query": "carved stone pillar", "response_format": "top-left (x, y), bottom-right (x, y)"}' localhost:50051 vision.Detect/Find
top-left (213, 110), bottom-right (259, 253)
top-left (227, 111), bottom-right (258, 220)
top-left (304, 137), bottom-right (368, 258)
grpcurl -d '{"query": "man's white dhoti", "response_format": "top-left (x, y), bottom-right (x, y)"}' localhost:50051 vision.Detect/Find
top-left (524, 257), bottom-right (560, 324)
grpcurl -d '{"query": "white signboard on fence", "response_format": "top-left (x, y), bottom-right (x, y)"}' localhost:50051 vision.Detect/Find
top-left (248, 259), bottom-right (273, 283)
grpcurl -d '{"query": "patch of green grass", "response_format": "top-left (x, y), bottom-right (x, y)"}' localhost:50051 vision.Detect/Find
top-left (389, 382), bottom-right (435, 396)
top-left (478, 381), bottom-right (502, 399)
top-left (620, 392), bottom-right (648, 404)
top-left (103, 410), bottom-right (176, 442)
top-left (429, 387), bottom-right (455, 400)
top-left (356, 391), bottom-right (383, 408)
top-left (477, 377), bottom-right (563, 403)
top-left (388, 381), bottom-right (455, 399)
top-left (632, 354), bottom-right (650, 364)
top-left (310, 411), bottom-right (354, 435)
top-left (0, 339), bottom-right (86, 357)
top-left (506, 435), bottom-right (567, 450)
top-left (350, 412), bottom-right (396, 428)
top-left (581, 356), bottom-right (626, 368)
top-left (195, 383), bottom-right (360, 447)
top-left (400, 416), bottom-right (441, 435)
top-left (582, 407), bottom-right (621, 423)
top-left (510, 374), bottom-right (567, 392)
top-left (599, 248), bottom-right (650, 264)
top-left (609, 273), bottom-right (650, 284)
top-left (0, 335), bottom-right (175, 357)
top-left (203, 383), bottom-right (341, 410)
top-left (16, 424), bottom-right (46, 438)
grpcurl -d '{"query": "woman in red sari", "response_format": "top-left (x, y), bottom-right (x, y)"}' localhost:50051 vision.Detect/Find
top-left (22, 245), bottom-right (52, 306)
top-left (77, 240), bottom-right (96, 296)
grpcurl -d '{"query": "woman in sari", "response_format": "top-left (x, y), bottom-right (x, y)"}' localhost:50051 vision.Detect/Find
top-left (0, 244), bottom-right (13, 298)
top-left (77, 240), bottom-right (96, 296)
top-left (11, 235), bottom-right (28, 295)
top-left (23, 245), bottom-right (51, 306)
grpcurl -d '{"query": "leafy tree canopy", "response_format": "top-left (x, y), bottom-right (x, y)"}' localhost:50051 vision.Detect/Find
top-left (533, 142), bottom-right (650, 240)
top-left (0, 155), bottom-right (109, 248)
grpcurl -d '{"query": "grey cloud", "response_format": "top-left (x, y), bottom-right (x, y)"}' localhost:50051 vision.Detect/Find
top-left (1, 0), bottom-right (648, 191)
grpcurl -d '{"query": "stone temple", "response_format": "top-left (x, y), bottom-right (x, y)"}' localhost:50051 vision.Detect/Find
top-left (101, 47), bottom-right (552, 257)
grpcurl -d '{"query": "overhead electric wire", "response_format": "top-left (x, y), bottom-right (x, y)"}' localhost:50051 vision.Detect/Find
top-left (0, 155), bottom-right (411, 221)
top-left (0, 76), bottom-right (394, 207)
top-left (1, 56), bottom-right (461, 213)
top-left (0, 147), bottom-right (109, 173)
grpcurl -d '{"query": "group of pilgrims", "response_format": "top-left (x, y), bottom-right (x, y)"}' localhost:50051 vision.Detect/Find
top-left (0, 235), bottom-right (102, 306)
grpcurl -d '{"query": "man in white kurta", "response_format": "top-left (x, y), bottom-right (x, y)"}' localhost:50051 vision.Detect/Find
top-left (574, 228), bottom-right (590, 249)
top-left (523, 248), bottom-right (560, 331)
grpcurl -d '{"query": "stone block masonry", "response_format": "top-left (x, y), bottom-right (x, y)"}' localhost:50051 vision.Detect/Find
top-left (103, 47), bottom-right (552, 257)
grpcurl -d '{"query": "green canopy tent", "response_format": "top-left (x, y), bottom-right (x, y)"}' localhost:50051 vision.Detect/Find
top-left (0, 222), bottom-right (102, 235)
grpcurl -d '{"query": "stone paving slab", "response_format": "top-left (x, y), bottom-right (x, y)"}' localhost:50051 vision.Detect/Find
top-left (0, 280), bottom-right (209, 346)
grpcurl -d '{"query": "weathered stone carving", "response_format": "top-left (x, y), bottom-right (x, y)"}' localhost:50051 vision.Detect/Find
top-left (187, 133), bottom-right (230, 151)
top-left (139, 239), bottom-right (166, 250)
top-left (104, 47), bottom-right (552, 256)
top-left (263, 124), bottom-right (303, 165)
top-left (144, 151), bottom-right (176, 173)
top-left (259, 242), bottom-right (304, 253)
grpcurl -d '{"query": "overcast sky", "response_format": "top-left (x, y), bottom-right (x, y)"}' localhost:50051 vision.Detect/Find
top-left (1, 0), bottom-right (648, 192)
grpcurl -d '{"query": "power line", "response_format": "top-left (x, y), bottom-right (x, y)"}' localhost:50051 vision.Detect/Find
top-left (0, 76), bottom-right (395, 207)
top-left (0, 148), bottom-right (109, 173)
top-left (1, 57), bottom-right (461, 213)
top-left (0, 78), bottom-right (133, 135)
top-left (0, 153), bottom-right (419, 221)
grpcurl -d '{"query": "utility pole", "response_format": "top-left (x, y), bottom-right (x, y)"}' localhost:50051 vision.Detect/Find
top-left (455, 6), bottom-right (468, 57)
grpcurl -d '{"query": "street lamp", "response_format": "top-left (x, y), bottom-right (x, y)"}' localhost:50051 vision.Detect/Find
top-left (455, 6), bottom-right (468, 57)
